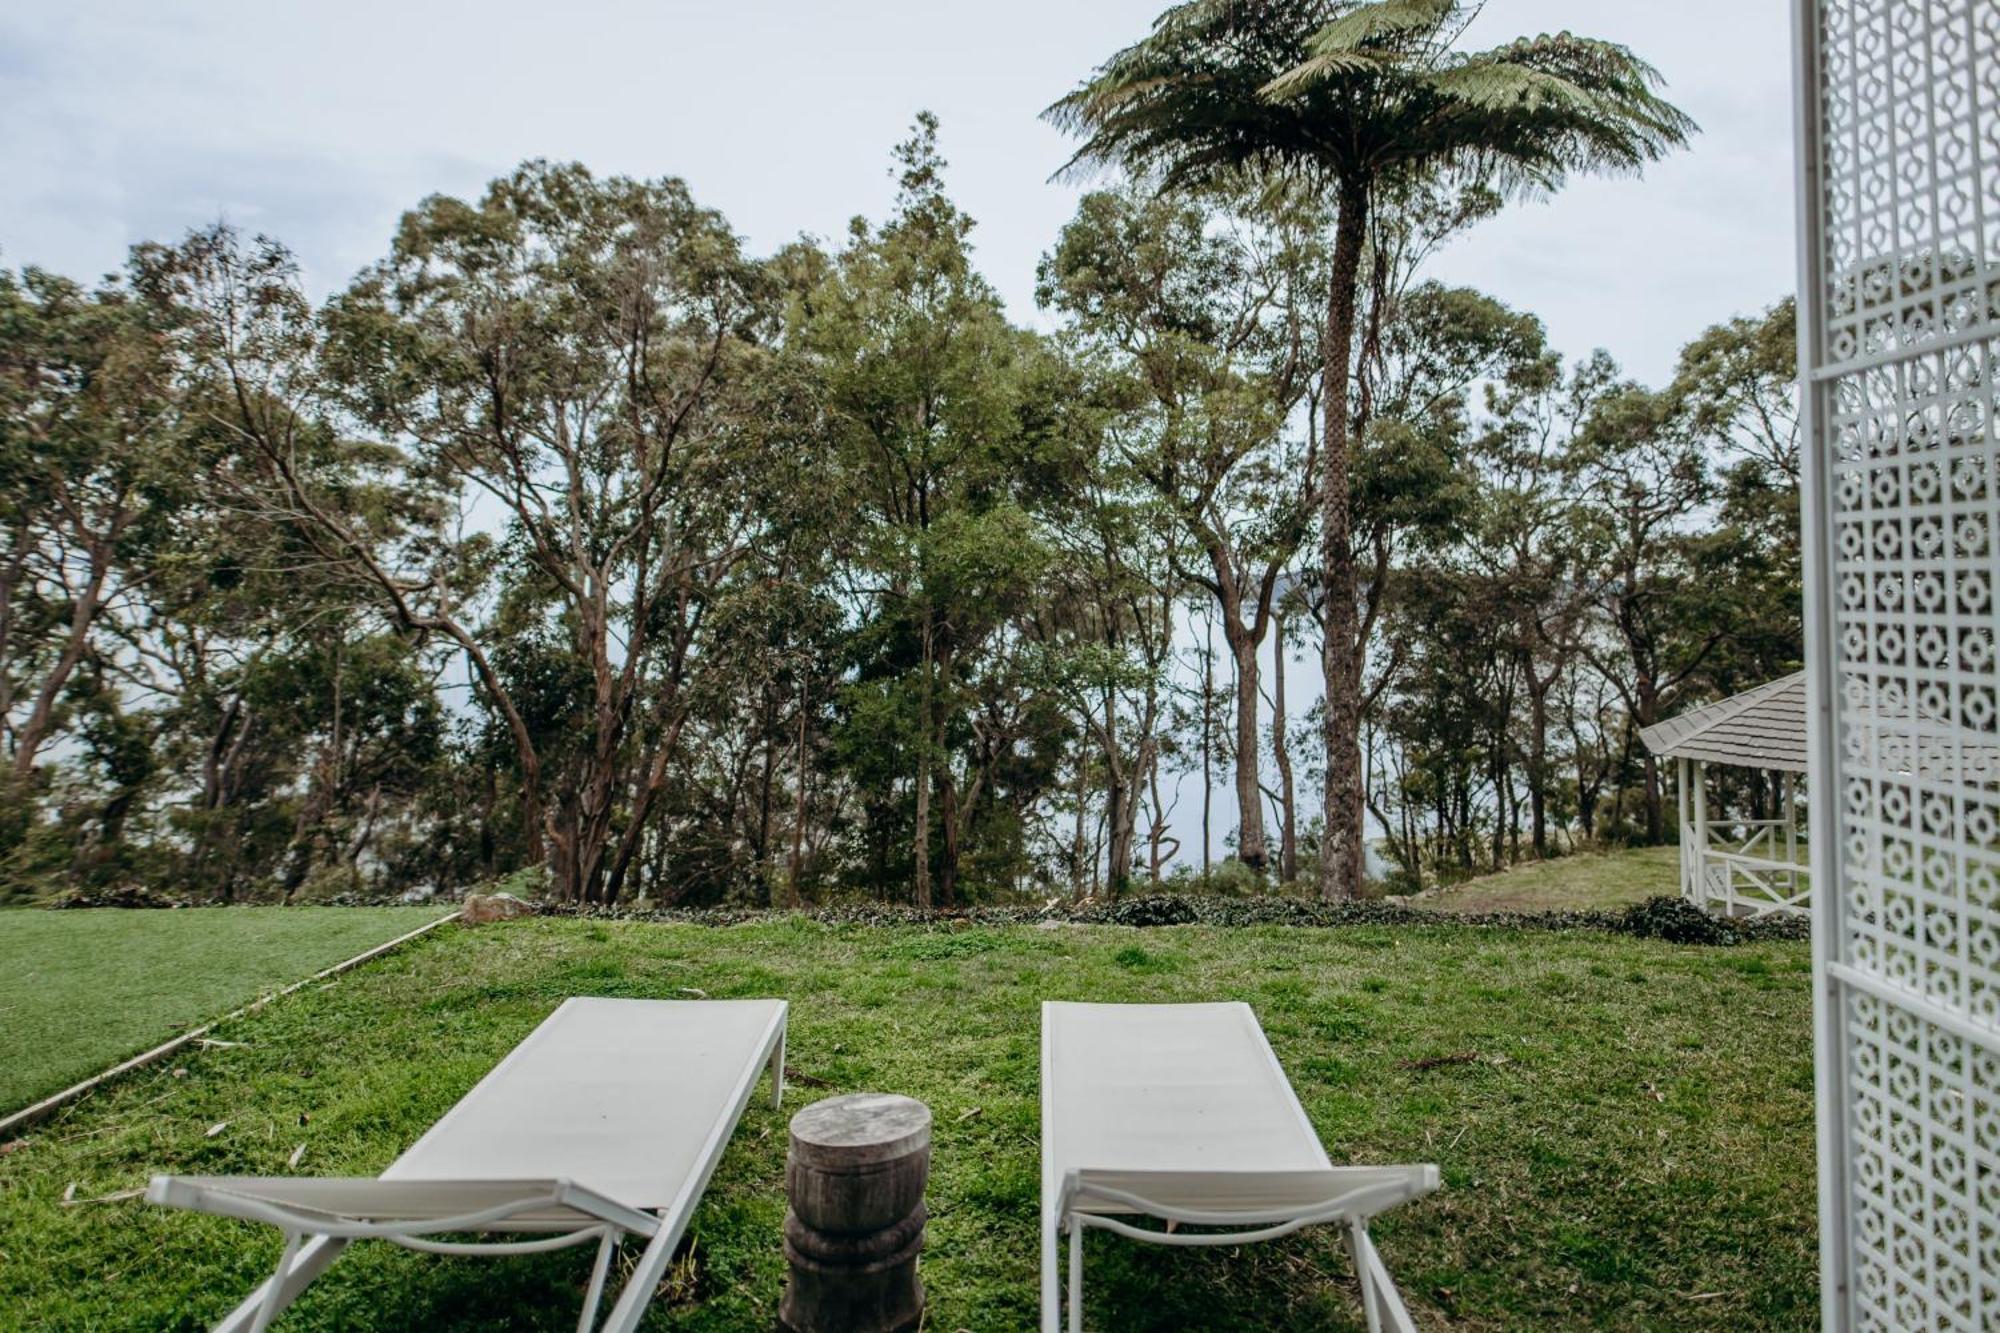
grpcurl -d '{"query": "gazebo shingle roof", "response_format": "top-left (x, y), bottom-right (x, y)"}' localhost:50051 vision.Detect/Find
top-left (1641, 672), bottom-right (2000, 784)
top-left (1639, 674), bottom-right (1808, 774)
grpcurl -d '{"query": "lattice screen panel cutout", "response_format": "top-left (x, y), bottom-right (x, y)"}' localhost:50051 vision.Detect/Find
top-left (1800, 0), bottom-right (2000, 1329)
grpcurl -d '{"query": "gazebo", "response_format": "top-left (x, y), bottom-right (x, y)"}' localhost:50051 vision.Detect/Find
top-left (1639, 674), bottom-right (1809, 919)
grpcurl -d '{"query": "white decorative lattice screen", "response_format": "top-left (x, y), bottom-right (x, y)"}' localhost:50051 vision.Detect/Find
top-left (1796, 1), bottom-right (2000, 1328)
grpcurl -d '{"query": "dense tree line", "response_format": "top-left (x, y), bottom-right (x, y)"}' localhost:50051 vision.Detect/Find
top-left (1, 5), bottom-right (1797, 907)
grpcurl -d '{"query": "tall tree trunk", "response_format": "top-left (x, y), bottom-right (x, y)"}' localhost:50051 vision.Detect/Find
top-left (1072, 748), bottom-right (1089, 895)
top-left (1317, 180), bottom-right (1371, 901)
top-left (1640, 738), bottom-right (1664, 842)
top-left (1273, 616), bottom-right (1298, 884)
top-left (1490, 742), bottom-right (1508, 873)
top-left (1527, 676), bottom-right (1551, 858)
top-left (603, 728), bottom-right (681, 906)
top-left (1200, 613), bottom-right (1214, 875)
top-left (939, 770), bottom-right (961, 908)
top-left (1108, 738), bottom-right (1148, 896)
top-left (1102, 687), bottom-right (1143, 896)
top-left (756, 687), bottom-right (778, 904)
top-left (10, 536), bottom-right (113, 783)
top-left (1227, 625), bottom-right (1267, 873)
top-left (787, 676), bottom-right (809, 908)
top-left (913, 611), bottom-right (935, 908)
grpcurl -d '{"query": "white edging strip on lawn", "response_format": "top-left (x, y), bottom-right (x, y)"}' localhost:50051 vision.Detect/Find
top-left (0, 909), bottom-right (463, 1141)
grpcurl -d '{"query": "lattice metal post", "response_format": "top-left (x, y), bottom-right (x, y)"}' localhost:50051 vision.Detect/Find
top-left (1794, 1), bottom-right (2000, 1327)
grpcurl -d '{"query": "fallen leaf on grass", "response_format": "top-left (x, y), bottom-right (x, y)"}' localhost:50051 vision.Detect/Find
top-left (287, 1143), bottom-right (306, 1169)
top-left (204, 1122), bottom-right (228, 1139)
top-left (62, 1181), bottom-right (77, 1203)
top-left (678, 987), bottom-right (709, 999)
top-left (956, 1107), bottom-right (983, 1124)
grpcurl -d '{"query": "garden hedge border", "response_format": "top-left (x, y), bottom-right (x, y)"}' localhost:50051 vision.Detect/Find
top-left (43, 886), bottom-right (1809, 946)
top-left (535, 893), bottom-right (1810, 946)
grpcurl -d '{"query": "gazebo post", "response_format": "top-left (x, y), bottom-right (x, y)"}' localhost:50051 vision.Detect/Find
top-left (1691, 761), bottom-right (1711, 912)
top-left (1677, 757), bottom-right (1693, 904)
top-left (1782, 771), bottom-right (1798, 898)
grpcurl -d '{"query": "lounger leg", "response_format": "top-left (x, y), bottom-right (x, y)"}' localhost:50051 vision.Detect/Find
top-left (1347, 1220), bottom-right (1382, 1333)
top-left (1068, 1221), bottom-right (1084, 1333)
top-left (577, 1229), bottom-right (619, 1333)
top-left (770, 1024), bottom-right (786, 1111)
top-left (1040, 1218), bottom-right (1061, 1333)
top-left (248, 1231), bottom-right (305, 1333)
top-left (214, 1234), bottom-right (349, 1333)
top-left (598, 1209), bottom-right (690, 1333)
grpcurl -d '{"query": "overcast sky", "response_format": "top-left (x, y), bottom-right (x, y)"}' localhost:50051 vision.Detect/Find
top-left (1, 1), bottom-right (1803, 872)
top-left (5, 1), bottom-right (1796, 386)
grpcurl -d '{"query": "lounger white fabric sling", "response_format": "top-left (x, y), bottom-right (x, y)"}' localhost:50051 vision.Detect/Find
top-left (148, 996), bottom-right (787, 1333)
top-left (1041, 1001), bottom-right (1438, 1333)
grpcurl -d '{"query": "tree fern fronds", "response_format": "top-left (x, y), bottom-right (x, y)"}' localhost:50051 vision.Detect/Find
top-left (1260, 49), bottom-right (1383, 100)
top-left (1306, 0), bottom-right (1454, 55)
top-left (1423, 62), bottom-right (1599, 115)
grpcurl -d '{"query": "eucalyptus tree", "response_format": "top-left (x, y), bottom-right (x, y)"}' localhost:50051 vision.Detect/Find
top-left (131, 223), bottom-right (500, 892)
top-left (1040, 186), bottom-right (1324, 877)
top-left (1569, 374), bottom-right (1719, 843)
top-left (322, 164), bottom-right (773, 903)
top-left (1668, 298), bottom-right (1803, 700)
top-left (1458, 337), bottom-right (1602, 858)
top-left (150, 172), bottom-right (773, 904)
top-left (128, 492), bottom-right (446, 901)
top-left (801, 116), bottom-right (1059, 906)
top-left (0, 267), bottom-right (184, 807)
top-left (1050, 0), bottom-right (1693, 898)
top-left (1031, 409), bottom-right (1184, 895)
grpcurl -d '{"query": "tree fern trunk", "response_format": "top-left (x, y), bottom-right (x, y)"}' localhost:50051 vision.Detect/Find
top-left (1318, 179), bottom-right (1370, 902)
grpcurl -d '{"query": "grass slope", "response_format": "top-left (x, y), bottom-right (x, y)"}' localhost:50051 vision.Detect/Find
top-left (0, 914), bottom-right (1814, 1330)
top-left (0, 907), bottom-right (449, 1113)
top-left (1407, 845), bottom-right (1681, 914)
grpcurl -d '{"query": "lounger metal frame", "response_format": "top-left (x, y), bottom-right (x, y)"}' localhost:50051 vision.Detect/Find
top-left (150, 999), bottom-right (786, 1333)
top-left (1040, 1001), bottom-right (1437, 1332)
top-left (1051, 1166), bottom-right (1436, 1333)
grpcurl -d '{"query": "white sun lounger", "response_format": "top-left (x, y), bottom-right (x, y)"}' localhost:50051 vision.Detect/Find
top-left (148, 996), bottom-right (787, 1333)
top-left (1041, 1001), bottom-right (1437, 1332)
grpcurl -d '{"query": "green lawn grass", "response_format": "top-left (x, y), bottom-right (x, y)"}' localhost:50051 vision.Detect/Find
top-left (1407, 844), bottom-right (1682, 914)
top-left (0, 913), bottom-right (1816, 1330)
top-left (0, 907), bottom-right (450, 1113)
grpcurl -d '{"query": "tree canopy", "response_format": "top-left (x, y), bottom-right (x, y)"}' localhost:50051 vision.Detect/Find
top-left (1, 92), bottom-right (1794, 909)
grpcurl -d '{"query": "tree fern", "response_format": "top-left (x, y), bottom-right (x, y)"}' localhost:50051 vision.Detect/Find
top-left (1047, 0), bottom-right (1694, 902)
